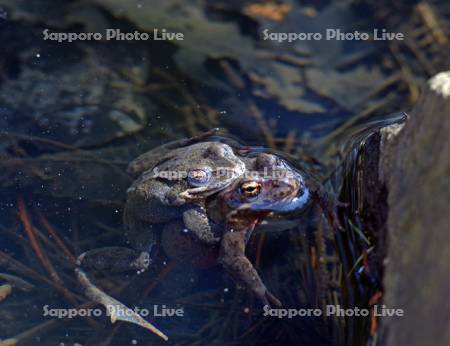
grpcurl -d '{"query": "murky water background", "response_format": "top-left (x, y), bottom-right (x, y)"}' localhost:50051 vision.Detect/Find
top-left (0, 0), bottom-right (448, 345)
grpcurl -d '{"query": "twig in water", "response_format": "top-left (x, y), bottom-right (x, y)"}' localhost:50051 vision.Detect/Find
top-left (76, 269), bottom-right (168, 341)
top-left (17, 197), bottom-right (62, 285)
top-left (36, 210), bottom-right (77, 265)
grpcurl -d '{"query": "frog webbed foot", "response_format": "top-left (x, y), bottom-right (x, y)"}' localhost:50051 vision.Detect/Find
top-left (219, 231), bottom-right (282, 307)
top-left (76, 247), bottom-right (151, 274)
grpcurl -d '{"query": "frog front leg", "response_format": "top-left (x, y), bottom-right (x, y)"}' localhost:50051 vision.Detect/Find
top-left (182, 205), bottom-right (220, 244)
top-left (218, 230), bottom-right (282, 307)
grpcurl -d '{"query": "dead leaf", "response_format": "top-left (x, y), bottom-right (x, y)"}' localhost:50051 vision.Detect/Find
top-left (76, 269), bottom-right (168, 341)
top-left (243, 2), bottom-right (291, 21)
top-left (0, 284), bottom-right (12, 302)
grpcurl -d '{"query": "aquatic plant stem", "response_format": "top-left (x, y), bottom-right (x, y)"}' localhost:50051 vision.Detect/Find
top-left (17, 197), bottom-right (61, 285)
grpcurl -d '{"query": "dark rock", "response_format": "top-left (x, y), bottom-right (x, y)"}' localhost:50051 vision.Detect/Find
top-left (342, 71), bottom-right (450, 345)
top-left (379, 71), bottom-right (450, 345)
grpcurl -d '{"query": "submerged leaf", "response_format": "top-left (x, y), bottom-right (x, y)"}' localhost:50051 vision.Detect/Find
top-left (250, 62), bottom-right (326, 113)
top-left (76, 269), bottom-right (168, 341)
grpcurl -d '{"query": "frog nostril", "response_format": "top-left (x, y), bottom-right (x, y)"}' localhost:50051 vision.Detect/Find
top-left (255, 153), bottom-right (277, 169)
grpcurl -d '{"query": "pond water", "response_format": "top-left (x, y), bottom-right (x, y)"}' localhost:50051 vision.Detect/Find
top-left (0, 0), bottom-right (443, 345)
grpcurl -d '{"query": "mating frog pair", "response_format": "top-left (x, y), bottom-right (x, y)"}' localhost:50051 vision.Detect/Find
top-left (76, 130), bottom-right (340, 338)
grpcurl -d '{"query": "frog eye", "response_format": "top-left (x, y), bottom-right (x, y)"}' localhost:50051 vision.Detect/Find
top-left (187, 168), bottom-right (211, 187)
top-left (240, 181), bottom-right (261, 198)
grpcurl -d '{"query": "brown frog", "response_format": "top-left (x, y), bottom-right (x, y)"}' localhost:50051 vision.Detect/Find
top-left (75, 133), bottom-right (341, 340)
top-left (79, 146), bottom-right (339, 308)
top-left (77, 130), bottom-right (247, 273)
top-left (158, 152), bottom-right (332, 306)
top-left (205, 153), bottom-right (313, 306)
top-left (124, 133), bottom-right (249, 255)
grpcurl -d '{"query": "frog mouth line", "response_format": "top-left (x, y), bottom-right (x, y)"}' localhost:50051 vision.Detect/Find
top-left (179, 181), bottom-right (239, 200)
top-left (179, 168), bottom-right (246, 199)
top-left (279, 186), bottom-right (311, 213)
top-left (234, 186), bottom-right (310, 214)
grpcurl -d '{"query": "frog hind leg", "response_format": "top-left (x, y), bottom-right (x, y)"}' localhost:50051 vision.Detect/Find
top-left (123, 202), bottom-right (160, 258)
top-left (218, 230), bottom-right (282, 307)
top-left (76, 246), bottom-right (151, 274)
